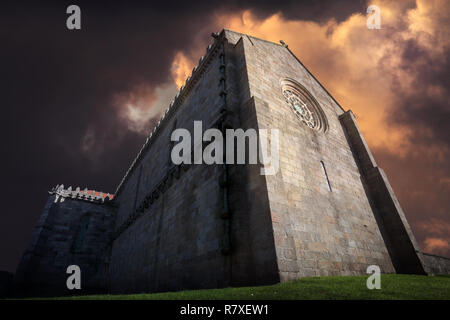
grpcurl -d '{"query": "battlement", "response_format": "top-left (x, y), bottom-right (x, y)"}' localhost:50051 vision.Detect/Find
top-left (49, 184), bottom-right (114, 204)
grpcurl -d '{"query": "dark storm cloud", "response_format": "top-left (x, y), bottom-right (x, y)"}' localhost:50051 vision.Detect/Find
top-left (371, 8), bottom-right (450, 256)
top-left (206, 0), bottom-right (368, 22)
top-left (0, 0), bottom-right (372, 272)
top-left (393, 39), bottom-right (450, 147)
top-left (0, 1), bottom-right (217, 272)
top-left (373, 146), bottom-right (450, 256)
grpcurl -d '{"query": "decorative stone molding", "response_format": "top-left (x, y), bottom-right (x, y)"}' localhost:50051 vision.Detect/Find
top-left (218, 40), bottom-right (231, 256)
top-left (110, 163), bottom-right (191, 242)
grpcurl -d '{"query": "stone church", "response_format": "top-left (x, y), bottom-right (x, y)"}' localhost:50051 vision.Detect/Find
top-left (14, 30), bottom-right (449, 297)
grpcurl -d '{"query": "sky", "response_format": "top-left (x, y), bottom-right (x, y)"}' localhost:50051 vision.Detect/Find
top-left (1, 0), bottom-right (448, 273)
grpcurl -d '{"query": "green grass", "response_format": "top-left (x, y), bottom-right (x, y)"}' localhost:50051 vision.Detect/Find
top-left (45, 274), bottom-right (450, 300)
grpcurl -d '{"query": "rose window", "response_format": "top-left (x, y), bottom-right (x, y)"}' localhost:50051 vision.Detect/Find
top-left (280, 78), bottom-right (328, 132)
top-left (282, 89), bottom-right (318, 129)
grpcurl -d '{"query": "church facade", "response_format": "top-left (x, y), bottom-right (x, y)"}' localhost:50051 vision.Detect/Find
top-left (14, 30), bottom-right (449, 297)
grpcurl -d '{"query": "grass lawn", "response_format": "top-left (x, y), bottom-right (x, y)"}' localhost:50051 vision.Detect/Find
top-left (47, 274), bottom-right (450, 300)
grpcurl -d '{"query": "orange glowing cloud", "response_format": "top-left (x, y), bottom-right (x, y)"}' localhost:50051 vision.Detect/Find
top-left (114, 83), bottom-right (177, 134)
top-left (171, 51), bottom-right (195, 89)
top-left (423, 238), bottom-right (449, 255)
top-left (165, 0), bottom-right (450, 154)
top-left (211, 7), bottom-right (411, 153)
top-left (184, 0), bottom-right (447, 157)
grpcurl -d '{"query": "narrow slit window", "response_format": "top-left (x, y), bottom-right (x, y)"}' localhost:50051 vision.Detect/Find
top-left (320, 161), bottom-right (332, 192)
top-left (73, 215), bottom-right (90, 253)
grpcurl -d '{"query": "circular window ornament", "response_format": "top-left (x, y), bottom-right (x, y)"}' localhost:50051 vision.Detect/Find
top-left (281, 78), bottom-right (328, 132)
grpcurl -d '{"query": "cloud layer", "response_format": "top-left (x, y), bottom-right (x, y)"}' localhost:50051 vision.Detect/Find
top-left (206, 0), bottom-right (449, 258)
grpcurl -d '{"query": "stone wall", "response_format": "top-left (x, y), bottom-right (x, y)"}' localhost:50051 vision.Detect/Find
top-left (107, 31), bottom-right (281, 293)
top-left (14, 195), bottom-right (115, 297)
top-left (421, 252), bottom-right (450, 275)
top-left (108, 38), bottom-right (228, 294)
top-left (224, 35), bottom-right (279, 287)
top-left (233, 30), bottom-right (396, 280)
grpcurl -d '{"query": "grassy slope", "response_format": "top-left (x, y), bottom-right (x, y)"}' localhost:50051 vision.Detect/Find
top-left (52, 274), bottom-right (450, 300)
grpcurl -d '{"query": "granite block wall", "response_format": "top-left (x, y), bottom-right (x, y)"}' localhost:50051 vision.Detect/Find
top-left (340, 110), bottom-right (427, 274)
top-left (422, 253), bottom-right (450, 275)
top-left (108, 42), bottom-right (227, 293)
top-left (107, 31), bottom-right (285, 293)
top-left (230, 30), bottom-right (396, 280)
top-left (14, 195), bottom-right (115, 297)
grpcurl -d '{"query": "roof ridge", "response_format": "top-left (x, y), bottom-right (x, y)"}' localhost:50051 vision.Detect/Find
top-left (224, 29), bottom-right (346, 113)
top-left (223, 29), bottom-right (283, 47)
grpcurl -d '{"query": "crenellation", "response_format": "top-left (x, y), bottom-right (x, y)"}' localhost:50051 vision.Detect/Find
top-left (49, 185), bottom-right (114, 204)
